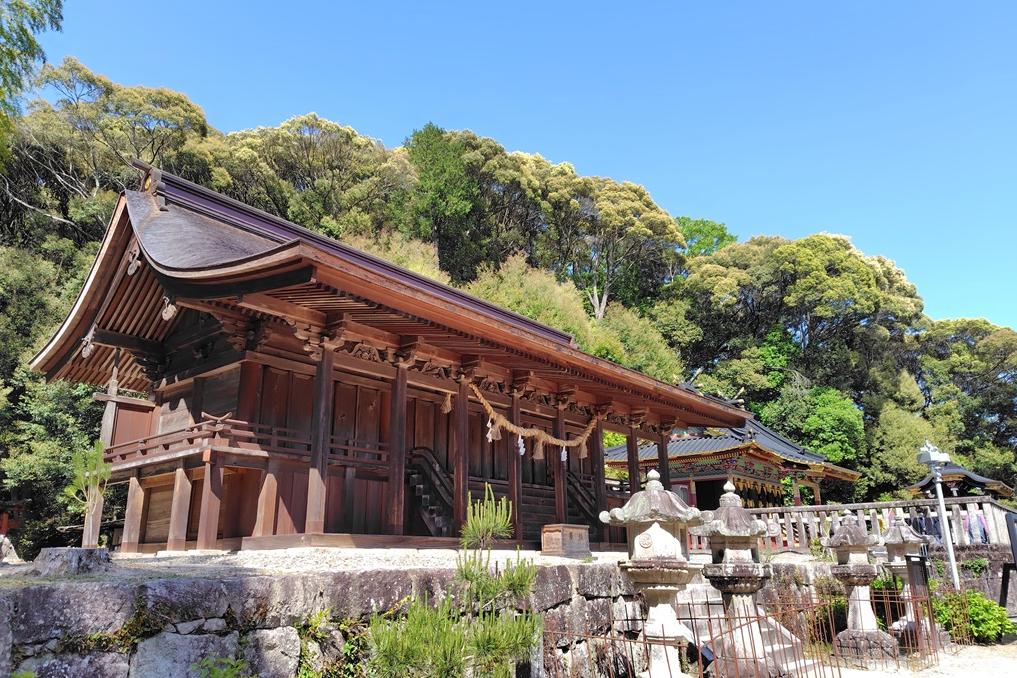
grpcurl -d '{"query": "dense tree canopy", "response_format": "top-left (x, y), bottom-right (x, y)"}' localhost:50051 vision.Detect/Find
top-left (0, 58), bottom-right (1014, 553)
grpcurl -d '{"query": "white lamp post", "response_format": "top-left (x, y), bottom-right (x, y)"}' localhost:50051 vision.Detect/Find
top-left (917, 440), bottom-right (960, 589)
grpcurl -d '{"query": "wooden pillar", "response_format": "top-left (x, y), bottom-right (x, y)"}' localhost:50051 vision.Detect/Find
top-left (166, 464), bottom-right (192, 551)
top-left (592, 418), bottom-right (608, 541)
top-left (626, 427), bottom-right (641, 495)
top-left (688, 479), bottom-right (698, 507)
top-left (452, 377), bottom-right (471, 533)
top-left (86, 351), bottom-right (120, 549)
top-left (196, 456), bottom-right (223, 550)
top-left (385, 364), bottom-right (409, 535)
top-left (305, 349), bottom-right (335, 534)
top-left (792, 478), bottom-right (803, 506)
top-left (552, 406), bottom-right (568, 524)
top-left (120, 473), bottom-right (145, 554)
top-left (508, 390), bottom-right (523, 540)
top-left (656, 434), bottom-right (671, 489)
top-left (813, 484), bottom-right (823, 506)
top-left (253, 461), bottom-right (279, 537)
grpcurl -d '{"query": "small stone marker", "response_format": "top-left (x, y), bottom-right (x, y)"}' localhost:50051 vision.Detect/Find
top-left (541, 524), bottom-right (591, 558)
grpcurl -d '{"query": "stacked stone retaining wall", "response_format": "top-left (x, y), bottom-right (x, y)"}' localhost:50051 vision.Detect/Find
top-left (0, 561), bottom-right (638, 677)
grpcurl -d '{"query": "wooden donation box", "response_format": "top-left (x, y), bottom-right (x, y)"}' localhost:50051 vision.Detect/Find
top-left (541, 524), bottom-right (591, 558)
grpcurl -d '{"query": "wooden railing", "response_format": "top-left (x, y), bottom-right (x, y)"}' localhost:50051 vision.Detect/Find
top-left (741, 496), bottom-right (1016, 554)
top-left (104, 418), bottom-right (312, 467)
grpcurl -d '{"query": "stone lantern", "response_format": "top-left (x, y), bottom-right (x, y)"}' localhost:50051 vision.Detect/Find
top-left (601, 469), bottom-right (702, 678)
top-left (822, 510), bottom-right (898, 663)
top-left (691, 481), bottom-right (789, 677)
top-left (882, 518), bottom-right (929, 635)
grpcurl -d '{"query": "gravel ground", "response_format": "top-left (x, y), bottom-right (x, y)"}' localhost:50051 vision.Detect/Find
top-left (836, 643), bottom-right (1017, 676)
top-left (0, 546), bottom-right (626, 583)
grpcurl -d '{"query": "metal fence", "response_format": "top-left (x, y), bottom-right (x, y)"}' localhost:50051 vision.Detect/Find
top-left (543, 581), bottom-right (956, 677)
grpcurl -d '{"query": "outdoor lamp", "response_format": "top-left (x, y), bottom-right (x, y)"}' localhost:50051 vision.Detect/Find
top-left (917, 440), bottom-right (960, 589)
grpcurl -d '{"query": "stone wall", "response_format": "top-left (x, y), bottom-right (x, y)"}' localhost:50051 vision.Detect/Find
top-left (0, 561), bottom-right (638, 678)
top-left (927, 544), bottom-right (1016, 613)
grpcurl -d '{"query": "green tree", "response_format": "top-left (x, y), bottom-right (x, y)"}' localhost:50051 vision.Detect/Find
top-left (677, 216), bottom-right (736, 260)
top-left (597, 303), bottom-right (683, 383)
top-left (577, 178), bottom-right (683, 319)
top-left (759, 380), bottom-right (864, 468)
top-left (0, 0), bottom-right (61, 160)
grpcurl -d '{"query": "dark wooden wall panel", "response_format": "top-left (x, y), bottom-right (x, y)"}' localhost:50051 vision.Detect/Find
top-left (202, 367), bottom-right (240, 418)
top-left (143, 486), bottom-right (172, 543)
top-left (112, 405), bottom-right (153, 446)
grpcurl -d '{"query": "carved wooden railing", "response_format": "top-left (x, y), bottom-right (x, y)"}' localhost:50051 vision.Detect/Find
top-left (327, 436), bottom-right (389, 471)
top-left (103, 417), bottom-right (313, 467)
top-left (743, 496), bottom-right (1016, 554)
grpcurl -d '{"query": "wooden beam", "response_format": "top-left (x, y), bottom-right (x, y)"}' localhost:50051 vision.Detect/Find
top-left (627, 426), bottom-right (641, 495)
top-left (121, 473), bottom-right (145, 553)
top-left (452, 377), bottom-right (470, 533)
top-left (305, 349), bottom-right (335, 534)
top-left (236, 292), bottom-right (326, 326)
top-left (166, 465), bottom-right (192, 551)
top-left (553, 406), bottom-right (568, 524)
top-left (657, 434), bottom-right (671, 488)
top-left (508, 390), bottom-right (523, 541)
top-left (91, 328), bottom-right (163, 357)
top-left (196, 456), bottom-right (223, 550)
top-left (385, 364), bottom-right (409, 535)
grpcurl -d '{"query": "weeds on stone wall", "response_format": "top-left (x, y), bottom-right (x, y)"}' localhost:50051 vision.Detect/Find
top-left (193, 656), bottom-right (251, 678)
top-left (366, 484), bottom-right (542, 678)
top-left (960, 557), bottom-right (989, 578)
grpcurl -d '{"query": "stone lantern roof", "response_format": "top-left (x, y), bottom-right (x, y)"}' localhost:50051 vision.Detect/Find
top-left (691, 481), bottom-right (766, 539)
top-left (822, 510), bottom-right (879, 549)
top-left (599, 469), bottom-right (701, 528)
top-left (882, 519), bottom-right (926, 547)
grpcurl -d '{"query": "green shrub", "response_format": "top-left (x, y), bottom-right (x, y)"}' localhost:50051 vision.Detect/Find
top-left (933, 590), bottom-right (1016, 643)
top-left (367, 484), bottom-right (541, 677)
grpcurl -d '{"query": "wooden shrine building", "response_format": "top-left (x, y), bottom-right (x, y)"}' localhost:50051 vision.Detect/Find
top-left (605, 420), bottom-right (859, 510)
top-left (31, 162), bottom-right (748, 553)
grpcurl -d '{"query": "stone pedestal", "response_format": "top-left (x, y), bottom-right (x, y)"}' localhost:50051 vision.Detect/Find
top-left (541, 523), bottom-right (591, 558)
top-left (601, 470), bottom-right (702, 678)
top-left (693, 482), bottom-right (792, 678)
top-left (823, 511), bottom-right (898, 665)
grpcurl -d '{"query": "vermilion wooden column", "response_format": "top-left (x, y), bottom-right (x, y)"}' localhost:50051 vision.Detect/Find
top-left (305, 349), bottom-right (335, 534)
top-left (552, 406), bottom-right (568, 524)
top-left (656, 434), bottom-right (671, 489)
top-left (626, 426), bottom-right (641, 495)
top-left (507, 390), bottom-right (523, 541)
top-left (120, 473), bottom-right (145, 553)
top-left (591, 418), bottom-right (608, 542)
top-left (196, 456), bottom-right (223, 550)
top-left (452, 377), bottom-right (470, 533)
top-left (385, 364), bottom-right (409, 535)
top-left (166, 463), bottom-right (192, 551)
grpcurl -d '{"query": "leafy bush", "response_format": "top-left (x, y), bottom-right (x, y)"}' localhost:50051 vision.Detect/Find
top-left (933, 590), bottom-right (1015, 643)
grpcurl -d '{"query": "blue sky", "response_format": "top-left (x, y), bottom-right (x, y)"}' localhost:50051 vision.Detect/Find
top-left (39, 2), bottom-right (1017, 329)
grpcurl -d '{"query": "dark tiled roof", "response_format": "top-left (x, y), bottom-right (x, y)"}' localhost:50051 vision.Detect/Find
top-left (605, 419), bottom-right (827, 466)
top-left (909, 462), bottom-right (1014, 496)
